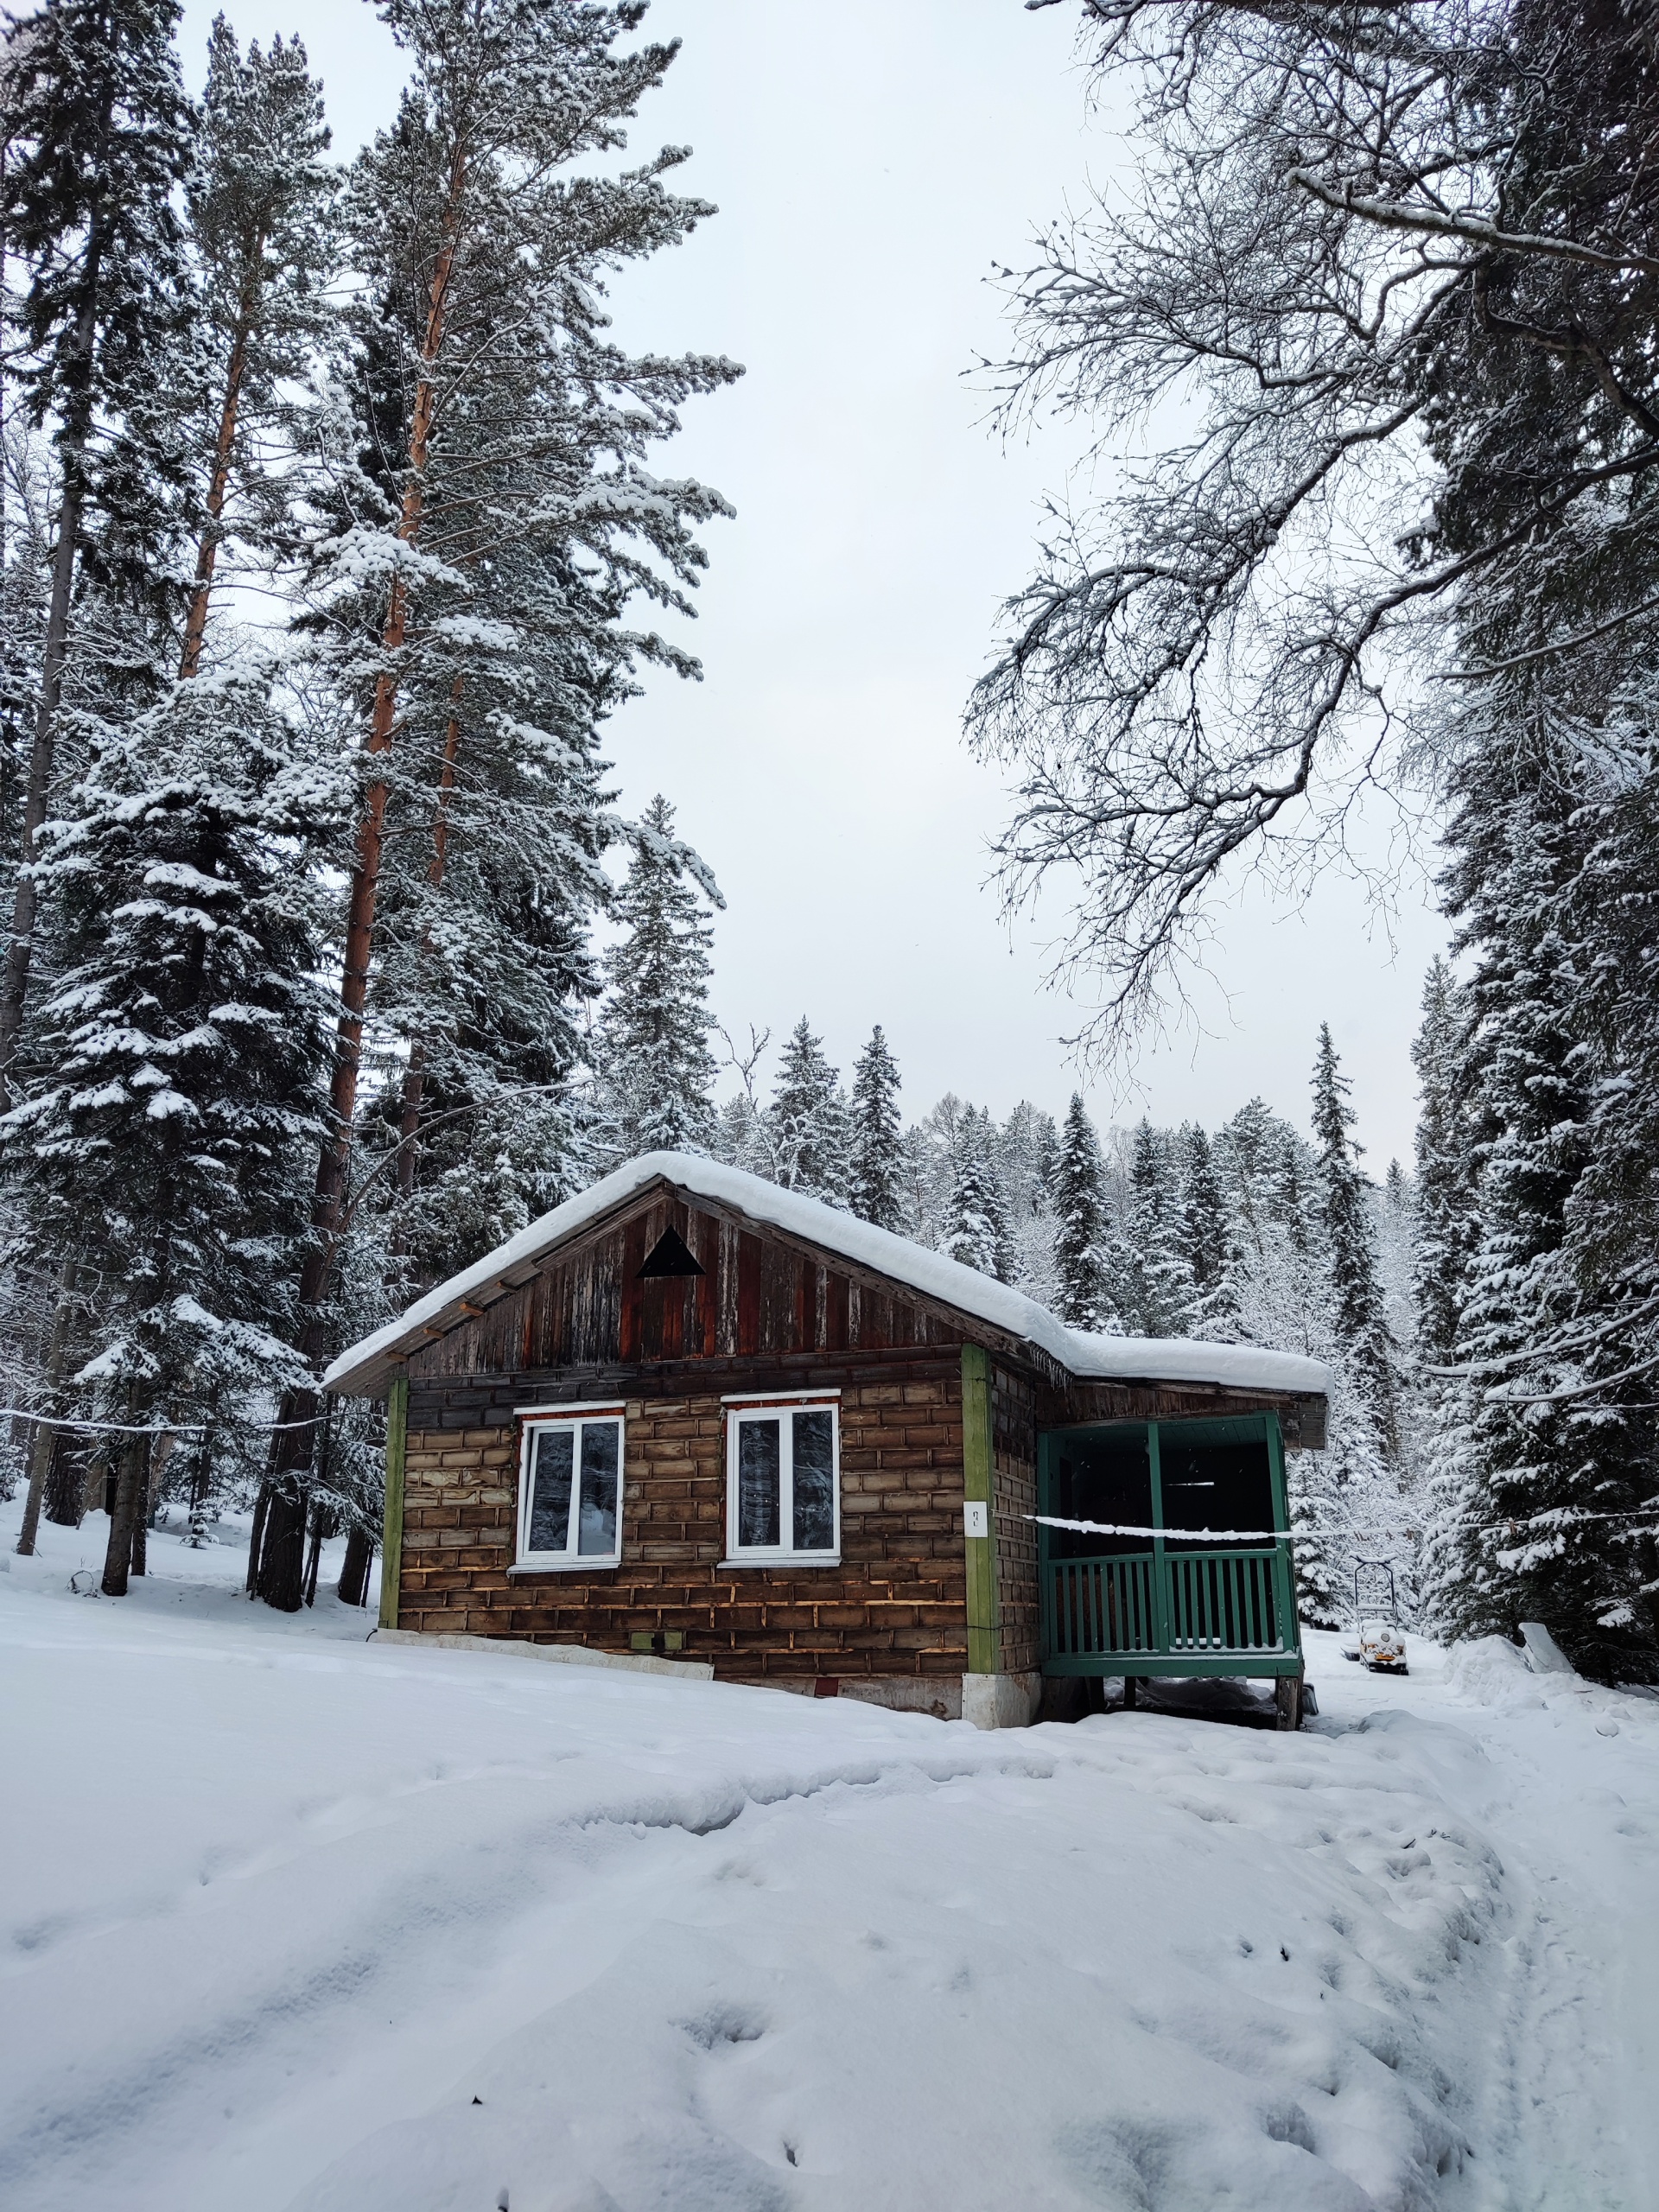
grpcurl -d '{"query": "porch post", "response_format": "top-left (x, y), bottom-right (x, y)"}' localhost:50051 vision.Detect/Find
top-left (378, 1370), bottom-right (410, 1632)
top-left (961, 1345), bottom-right (1037, 1726)
top-left (961, 1344), bottom-right (999, 1676)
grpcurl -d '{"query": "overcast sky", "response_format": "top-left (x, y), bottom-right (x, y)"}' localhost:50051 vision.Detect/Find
top-left (180, 0), bottom-right (1448, 1167)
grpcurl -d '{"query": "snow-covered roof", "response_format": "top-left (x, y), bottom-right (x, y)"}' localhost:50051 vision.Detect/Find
top-left (322, 1151), bottom-right (1332, 1402)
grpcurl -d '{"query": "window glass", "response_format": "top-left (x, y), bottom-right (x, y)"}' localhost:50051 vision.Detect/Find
top-left (792, 1409), bottom-right (835, 1551)
top-left (529, 1426), bottom-right (575, 1553)
top-left (578, 1421), bottom-right (620, 1555)
top-left (520, 1416), bottom-right (622, 1563)
top-left (738, 1417), bottom-right (781, 1547)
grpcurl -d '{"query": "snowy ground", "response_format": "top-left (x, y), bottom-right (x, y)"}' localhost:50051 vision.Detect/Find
top-left (3, 1503), bottom-right (1657, 2211)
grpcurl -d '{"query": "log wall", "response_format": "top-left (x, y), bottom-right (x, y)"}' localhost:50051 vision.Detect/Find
top-left (397, 1350), bottom-right (970, 1711)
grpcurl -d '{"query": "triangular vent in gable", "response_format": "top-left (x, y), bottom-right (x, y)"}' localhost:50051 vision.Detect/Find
top-left (639, 1225), bottom-right (705, 1278)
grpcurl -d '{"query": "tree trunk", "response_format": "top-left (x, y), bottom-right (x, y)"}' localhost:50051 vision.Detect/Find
top-left (15, 1257), bottom-right (78, 1555)
top-left (250, 141), bottom-right (470, 1606)
top-left (101, 1420), bottom-right (149, 1598)
top-left (396, 680), bottom-right (465, 1202)
top-left (0, 149), bottom-right (108, 1108)
top-left (177, 270), bottom-right (258, 682)
top-left (43, 1436), bottom-right (82, 1527)
top-left (337, 1521), bottom-right (373, 1606)
top-left (256, 1481), bottom-right (307, 1611)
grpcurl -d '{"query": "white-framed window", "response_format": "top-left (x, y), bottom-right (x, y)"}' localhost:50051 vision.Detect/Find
top-left (514, 1406), bottom-right (625, 1570)
top-left (723, 1397), bottom-right (840, 1565)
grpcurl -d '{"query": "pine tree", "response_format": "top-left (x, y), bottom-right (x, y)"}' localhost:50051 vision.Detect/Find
top-left (1051, 1093), bottom-right (1107, 1327)
top-left (766, 1020), bottom-right (848, 1203)
top-left (848, 1025), bottom-right (904, 1230)
top-left (253, 0), bottom-right (739, 1605)
top-left (176, 19), bottom-right (339, 678)
top-left (0, 0), bottom-right (198, 1099)
top-left (595, 795), bottom-right (721, 1161)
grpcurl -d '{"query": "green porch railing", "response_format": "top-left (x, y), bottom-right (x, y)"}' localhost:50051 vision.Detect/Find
top-left (1045, 1545), bottom-right (1297, 1672)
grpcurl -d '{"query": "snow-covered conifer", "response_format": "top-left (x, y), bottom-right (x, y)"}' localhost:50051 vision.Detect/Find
top-left (1174, 1122), bottom-right (1237, 1338)
top-left (0, 0), bottom-right (197, 1096)
top-left (0, 676), bottom-right (330, 1593)
top-left (253, 0), bottom-right (739, 1603)
top-left (1124, 1119), bottom-right (1186, 1335)
top-left (1310, 1025), bottom-right (1396, 1452)
top-left (849, 1026), bottom-right (904, 1230)
top-left (766, 1020), bottom-right (849, 1204)
top-left (176, 20), bottom-right (339, 678)
top-left (594, 795), bottom-right (721, 1162)
top-left (945, 1110), bottom-right (1007, 1280)
top-left (1411, 960), bottom-right (1473, 1370)
top-left (1051, 1094), bottom-right (1107, 1327)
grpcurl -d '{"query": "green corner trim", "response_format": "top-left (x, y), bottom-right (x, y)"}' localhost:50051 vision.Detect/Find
top-left (961, 1344), bottom-right (999, 1675)
top-left (378, 1372), bottom-right (410, 1632)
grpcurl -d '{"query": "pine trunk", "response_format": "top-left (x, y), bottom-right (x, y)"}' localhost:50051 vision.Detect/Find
top-left (396, 681), bottom-right (464, 1201)
top-left (0, 109), bottom-right (110, 1107)
top-left (250, 142), bottom-right (468, 1605)
top-left (177, 255), bottom-right (259, 682)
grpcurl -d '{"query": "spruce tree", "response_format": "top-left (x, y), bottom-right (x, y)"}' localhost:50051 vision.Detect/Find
top-left (945, 1111), bottom-right (1007, 1280)
top-left (254, 0), bottom-right (738, 1605)
top-left (0, 674), bottom-right (330, 1594)
top-left (1124, 1119), bottom-right (1186, 1335)
top-left (1174, 1121), bottom-right (1236, 1337)
top-left (1310, 1024), bottom-right (1395, 1451)
top-left (0, 0), bottom-right (198, 1100)
top-left (1051, 1093), bottom-right (1107, 1327)
top-left (766, 1020), bottom-right (848, 1204)
top-left (595, 794), bottom-right (721, 1162)
top-left (1411, 960), bottom-right (1474, 1369)
top-left (849, 1025), bottom-right (904, 1230)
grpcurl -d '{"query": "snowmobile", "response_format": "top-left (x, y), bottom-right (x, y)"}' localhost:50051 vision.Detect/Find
top-left (1339, 1560), bottom-right (1409, 1675)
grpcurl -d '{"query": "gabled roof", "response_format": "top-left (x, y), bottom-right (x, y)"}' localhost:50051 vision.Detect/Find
top-left (322, 1150), bottom-right (1333, 1402)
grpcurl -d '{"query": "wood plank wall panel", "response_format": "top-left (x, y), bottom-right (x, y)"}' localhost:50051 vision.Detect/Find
top-left (991, 1362), bottom-right (1041, 1677)
top-left (397, 1349), bottom-right (969, 1704)
top-left (407, 1192), bottom-right (956, 1385)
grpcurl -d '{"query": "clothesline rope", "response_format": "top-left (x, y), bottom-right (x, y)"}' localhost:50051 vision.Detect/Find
top-left (1028, 1513), bottom-right (1290, 1544)
top-left (0, 1406), bottom-right (327, 1439)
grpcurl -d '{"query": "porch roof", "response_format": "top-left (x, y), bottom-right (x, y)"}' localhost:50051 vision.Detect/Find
top-left (322, 1150), bottom-right (1333, 1403)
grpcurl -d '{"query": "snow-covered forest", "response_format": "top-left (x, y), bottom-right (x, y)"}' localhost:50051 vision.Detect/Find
top-left (1, 0), bottom-right (1656, 1694)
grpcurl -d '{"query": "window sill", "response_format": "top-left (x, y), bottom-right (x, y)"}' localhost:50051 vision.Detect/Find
top-left (508, 1559), bottom-right (620, 1576)
top-left (715, 1554), bottom-right (842, 1571)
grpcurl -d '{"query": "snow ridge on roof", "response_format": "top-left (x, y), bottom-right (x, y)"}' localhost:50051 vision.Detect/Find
top-left (322, 1151), bottom-right (1332, 1400)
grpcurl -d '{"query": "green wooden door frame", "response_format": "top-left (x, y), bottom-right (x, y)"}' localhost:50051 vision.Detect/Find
top-left (1036, 1413), bottom-right (1302, 1679)
top-left (378, 1371), bottom-right (410, 1632)
top-left (961, 1344), bottom-right (999, 1675)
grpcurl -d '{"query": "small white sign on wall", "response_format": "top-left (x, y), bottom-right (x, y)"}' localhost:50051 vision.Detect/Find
top-left (963, 1500), bottom-right (989, 1539)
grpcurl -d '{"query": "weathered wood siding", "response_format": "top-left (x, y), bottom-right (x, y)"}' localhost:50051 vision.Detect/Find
top-left (1052, 1377), bottom-right (1325, 1446)
top-left (992, 1362), bottom-right (1041, 1677)
top-left (405, 1191), bottom-right (958, 1386)
top-left (397, 1351), bottom-right (969, 1707)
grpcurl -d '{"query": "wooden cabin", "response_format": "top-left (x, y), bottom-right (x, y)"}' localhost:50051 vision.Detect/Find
top-left (324, 1154), bottom-right (1331, 1728)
